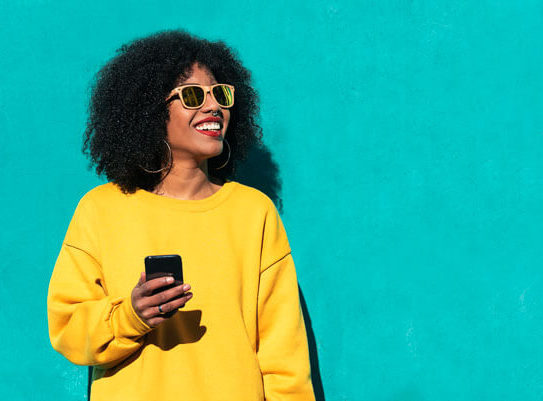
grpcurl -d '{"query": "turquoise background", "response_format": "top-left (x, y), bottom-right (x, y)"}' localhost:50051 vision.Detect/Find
top-left (1, 1), bottom-right (543, 400)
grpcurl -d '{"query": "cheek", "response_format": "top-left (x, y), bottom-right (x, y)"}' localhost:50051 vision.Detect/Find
top-left (168, 108), bottom-right (196, 131)
top-left (224, 111), bottom-right (232, 130)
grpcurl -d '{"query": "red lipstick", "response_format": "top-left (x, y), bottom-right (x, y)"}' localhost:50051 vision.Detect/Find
top-left (194, 116), bottom-right (222, 125)
top-left (193, 116), bottom-right (223, 137)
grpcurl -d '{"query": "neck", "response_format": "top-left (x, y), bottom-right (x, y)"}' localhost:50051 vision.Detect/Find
top-left (153, 158), bottom-right (220, 200)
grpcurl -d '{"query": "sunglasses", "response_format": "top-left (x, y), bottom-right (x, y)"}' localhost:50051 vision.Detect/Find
top-left (166, 84), bottom-right (235, 109)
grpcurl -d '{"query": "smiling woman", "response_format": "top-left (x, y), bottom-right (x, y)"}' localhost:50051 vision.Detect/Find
top-left (46, 30), bottom-right (316, 401)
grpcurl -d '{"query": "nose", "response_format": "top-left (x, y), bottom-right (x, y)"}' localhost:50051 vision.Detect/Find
top-left (200, 89), bottom-right (221, 113)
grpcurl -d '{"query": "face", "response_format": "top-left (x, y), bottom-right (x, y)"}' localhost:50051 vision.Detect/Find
top-left (166, 62), bottom-right (231, 165)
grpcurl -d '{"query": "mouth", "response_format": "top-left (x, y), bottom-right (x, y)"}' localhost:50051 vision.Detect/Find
top-left (193, 117), bottom-right (223, 138)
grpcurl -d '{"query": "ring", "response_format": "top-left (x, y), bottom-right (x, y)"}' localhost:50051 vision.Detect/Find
top-left (158, 304), bottom-right (164, 314)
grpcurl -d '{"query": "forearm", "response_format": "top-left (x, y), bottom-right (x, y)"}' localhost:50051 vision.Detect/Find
top-left (47, 244), bottom-right (152, 366)
top-left (48, 294), bottom-right (151, 366)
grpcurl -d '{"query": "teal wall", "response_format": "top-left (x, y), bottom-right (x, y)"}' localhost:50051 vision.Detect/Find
top-left (1, 1), bottom-right (543, 400)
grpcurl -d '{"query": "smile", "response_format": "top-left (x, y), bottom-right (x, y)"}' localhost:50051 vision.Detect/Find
top-left (193, 120), bottom-right (223, 137)
top-left (194, 126), bottom-right (222, 137)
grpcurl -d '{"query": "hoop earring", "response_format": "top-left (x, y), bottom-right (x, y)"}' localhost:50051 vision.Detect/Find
top-left (216, 139), bottom-right (231, 170)
top-left (139, 139), bottom-right (173, 174)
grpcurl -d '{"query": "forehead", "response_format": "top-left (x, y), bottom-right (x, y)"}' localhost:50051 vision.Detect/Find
top-left (179, 63), bottom-right (217, 85)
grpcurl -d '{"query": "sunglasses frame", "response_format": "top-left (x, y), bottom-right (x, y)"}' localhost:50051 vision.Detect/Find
top-left (166, 84), bottom-right (235, 109)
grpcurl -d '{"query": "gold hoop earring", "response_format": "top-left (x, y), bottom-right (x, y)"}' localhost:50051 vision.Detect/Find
top-left (216, 139), bottom-right (231, 170)
top-left (139, 139), bottom-right (173, 174)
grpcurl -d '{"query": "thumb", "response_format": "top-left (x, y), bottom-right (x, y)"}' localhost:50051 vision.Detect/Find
top-left (137, 271), bottom-right (146, 286)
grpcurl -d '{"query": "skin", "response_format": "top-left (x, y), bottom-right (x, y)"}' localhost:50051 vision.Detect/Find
top-left (131, 62), bottom-right (231, 327)
top-left (153, 62), bottom-right (231, 200)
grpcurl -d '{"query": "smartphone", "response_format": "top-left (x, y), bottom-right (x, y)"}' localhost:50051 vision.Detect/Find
top-left (144, 254), bottom-right (184, 315)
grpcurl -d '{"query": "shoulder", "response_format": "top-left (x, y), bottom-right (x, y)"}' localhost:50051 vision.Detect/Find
top-left (230, 182), bottom-right (291, 269)
top-left (229, 181), bottom-right (278, 211)
top-left (84, 181), bottom-right (123, 198)
top-left (63, 183), bottom-right (122, 249)
top-left (74, 182), bottom-right (126, 213)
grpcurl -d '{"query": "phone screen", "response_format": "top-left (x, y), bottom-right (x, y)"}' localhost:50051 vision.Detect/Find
top-left (144, 254), bottom-right (183, 295)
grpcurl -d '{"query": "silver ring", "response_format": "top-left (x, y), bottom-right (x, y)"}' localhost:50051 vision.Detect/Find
top-left (158, 304), bottom-right (164, 314)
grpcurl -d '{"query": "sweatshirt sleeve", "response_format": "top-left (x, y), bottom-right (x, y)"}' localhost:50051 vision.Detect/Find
top-left (47, 194), bottom-right (152, 367)
top-left (257, 202), bottom-right (316, 401)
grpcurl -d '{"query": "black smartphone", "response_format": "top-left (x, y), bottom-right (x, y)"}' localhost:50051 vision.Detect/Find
top-left (144, 254), bottom-right (184, 299)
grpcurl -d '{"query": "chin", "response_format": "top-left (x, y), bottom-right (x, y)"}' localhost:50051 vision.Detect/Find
top-left (200, 142), bottom-right (224, 159)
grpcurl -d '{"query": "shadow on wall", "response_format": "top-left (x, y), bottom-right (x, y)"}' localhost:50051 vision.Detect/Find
top-left (233, 141), bottom-right (284, 213)
top-left (300, 288), bottom-right (326, 401)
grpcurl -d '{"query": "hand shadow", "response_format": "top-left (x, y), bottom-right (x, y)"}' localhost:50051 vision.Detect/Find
top-left (88, 310), bottom-right (206, 398)
top-left (148, 309), bottom-right (207, 350)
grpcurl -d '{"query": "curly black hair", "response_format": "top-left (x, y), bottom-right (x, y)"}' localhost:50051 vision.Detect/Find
top-left (82, 29), bottom-right (262, 193)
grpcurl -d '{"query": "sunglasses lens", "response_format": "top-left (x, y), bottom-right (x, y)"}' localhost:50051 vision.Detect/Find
top-left (181, 86), bottom-right (205, 108)
top-left (213, 85), bottom-right (234, 107)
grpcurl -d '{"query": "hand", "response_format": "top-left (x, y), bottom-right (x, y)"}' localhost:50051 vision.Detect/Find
top-left (131, 272), bottom-right (193, 328)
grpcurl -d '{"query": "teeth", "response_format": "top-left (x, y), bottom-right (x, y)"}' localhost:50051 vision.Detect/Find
top-left (195, 122), bottom-right (221, 130)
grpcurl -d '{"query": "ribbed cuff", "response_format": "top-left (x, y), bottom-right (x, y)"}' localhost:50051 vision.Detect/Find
top-left (116, 297), bottom-right (153, 337)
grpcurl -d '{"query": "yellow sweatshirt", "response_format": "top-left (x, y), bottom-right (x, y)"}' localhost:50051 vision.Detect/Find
top-left (47, 181), bottom-right (315, 401)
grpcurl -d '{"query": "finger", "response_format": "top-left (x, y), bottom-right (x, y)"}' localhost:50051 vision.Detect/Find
top-left (137, 271), bottom-right (146, 286)
top-left (145, 303), bottom-right (172, 319)
top-left (146, 283), bottom-right (191, 307)
top-left (140, 276), bottom-right (175, 296)
top-left (146, 292), bottom-right (193, 322)
top-left (131, 272), bottom-right (147, 301)
top-left (164, 292), bottom-right (193, 312)
top-left (151, 292), bottom-right (193, 317)
top-left (147, 316), bottom-right (166, 328)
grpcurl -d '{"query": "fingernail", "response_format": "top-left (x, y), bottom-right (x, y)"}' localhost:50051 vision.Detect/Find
top-left (166, 277), bottom-right (174, 283)
top-left (183, 284), bottom-right (191, 291)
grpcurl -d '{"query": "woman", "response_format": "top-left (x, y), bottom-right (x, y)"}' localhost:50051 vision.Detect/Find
top-left (47, 30), bottom-right (315, 401)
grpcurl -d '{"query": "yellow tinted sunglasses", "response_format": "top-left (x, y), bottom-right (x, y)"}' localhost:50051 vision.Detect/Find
top-left (166, 84), bottom-right (235, 109)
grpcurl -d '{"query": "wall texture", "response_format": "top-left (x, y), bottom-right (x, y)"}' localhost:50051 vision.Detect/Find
top-left (1, 1), bottom-right (543, 400)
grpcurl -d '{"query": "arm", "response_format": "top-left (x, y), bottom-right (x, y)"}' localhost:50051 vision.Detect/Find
top-left (256, 202), bottom-right (316, 401)
top-left (47, 195), bottom-right (152, 367)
